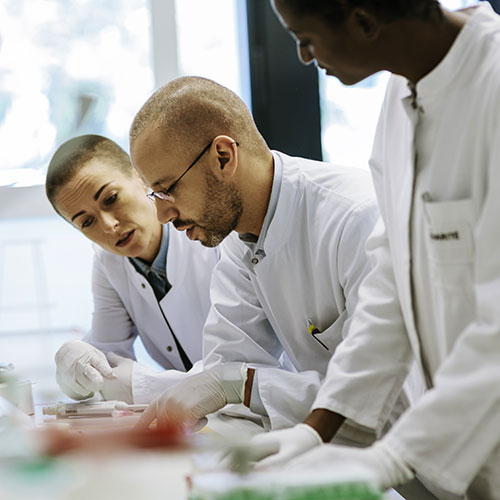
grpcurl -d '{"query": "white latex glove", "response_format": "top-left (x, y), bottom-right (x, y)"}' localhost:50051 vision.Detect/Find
top-left (100, 352), bottom-right (134, 404)
top-left (285, 441), bottom-right (414, 491)
top-left (55, 340), bottom-right (116, 400)
top-left (136, 362), bottom-right (247, 430)
top-left (247, 423), bottom-right (322, 470)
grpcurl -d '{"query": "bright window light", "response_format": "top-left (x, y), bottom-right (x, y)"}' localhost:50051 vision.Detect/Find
top-left (0, 0), bottom-right (154, 187)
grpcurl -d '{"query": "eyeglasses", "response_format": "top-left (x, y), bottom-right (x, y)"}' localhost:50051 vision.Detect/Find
top-left (146, 139), bottom-right (214, 204)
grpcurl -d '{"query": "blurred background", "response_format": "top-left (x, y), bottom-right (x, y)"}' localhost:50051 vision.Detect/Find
top-left (0, 0), bottom-right (487, 396)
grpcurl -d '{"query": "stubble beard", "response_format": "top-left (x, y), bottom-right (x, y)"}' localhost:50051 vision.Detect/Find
top-left (174, 169), bottom-right (243, 248)
top-left (199, 169), bottom-right (243, 247)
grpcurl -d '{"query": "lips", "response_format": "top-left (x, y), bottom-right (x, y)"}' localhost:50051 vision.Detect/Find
top-left (186, 227), bottom-right (195, 240)
top-left (116, 229), bottom-right (135, 247)
top-left (317, 63), bottom-right (333, 76)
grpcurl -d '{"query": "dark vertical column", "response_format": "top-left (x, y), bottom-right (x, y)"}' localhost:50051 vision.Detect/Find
top-left (487, 0), bottom-right (500, 14)
top-left (246, 1), bottom-right (322, 160)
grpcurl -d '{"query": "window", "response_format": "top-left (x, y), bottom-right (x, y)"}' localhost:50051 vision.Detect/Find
top-left (174, 0), bottom-right (250, 107)
top-left (0, 0), bottom-right (156, 388)
top-left (0, 0), bottom-right (154, 186)
top-left (0, 0), bottom-right (249, 389)
top-left (319, 0), bottom-right (479, 168)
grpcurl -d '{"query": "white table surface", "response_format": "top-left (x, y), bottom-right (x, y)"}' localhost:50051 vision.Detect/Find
top-left (0, 401), bottom-right (432, 500)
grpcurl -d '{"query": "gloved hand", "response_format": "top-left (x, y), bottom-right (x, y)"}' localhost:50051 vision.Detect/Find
top-left (246, 423), bottom-right (322, 470)
top-left (136, 362), bottom-right (247, 430)
top-left (284, 441), bottom-right (414, 490)
top-left (55, 340), bottom-right (116, 400)
top-left (100, 352), bottom-right (134, 404)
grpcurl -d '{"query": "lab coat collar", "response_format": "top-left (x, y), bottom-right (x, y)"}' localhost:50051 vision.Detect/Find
top-left (414, 3), bottom-right (490, 105)
top-left (129, 223), bottom-right (169, 279)
top-left (239, 151), bottom-right (283, 264)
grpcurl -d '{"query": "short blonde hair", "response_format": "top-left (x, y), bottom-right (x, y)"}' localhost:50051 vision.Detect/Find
top-left (46, 135), bottom-right (132, 213)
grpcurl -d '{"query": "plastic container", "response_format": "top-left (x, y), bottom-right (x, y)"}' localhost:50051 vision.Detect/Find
top-left (189, 468), bottom-right (384, 500)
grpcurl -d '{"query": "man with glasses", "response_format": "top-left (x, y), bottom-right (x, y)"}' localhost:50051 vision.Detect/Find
top-left (46, 134), bottom-right (218, 405)
top-left (129, 76), bottom-right (417, 445)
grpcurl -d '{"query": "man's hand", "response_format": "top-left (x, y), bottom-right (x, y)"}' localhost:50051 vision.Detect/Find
top-left (55, 340), bottom-right (116, 400)
top-left (284, 442), bottom-right (414, 490)
top-left (136, 363), bottom-right (247, 430)
top-left (246, 424), bottom-right (323, 469)
top-left (100, 352), bottom-right (134, 404)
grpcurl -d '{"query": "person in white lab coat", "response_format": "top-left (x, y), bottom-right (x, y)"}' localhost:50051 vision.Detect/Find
top-left (247, 1), bottom-right (500, 498)
top-left (128, 76), bottom-right (416, 444)
top-left (45, 135), bottom-right (218, 404)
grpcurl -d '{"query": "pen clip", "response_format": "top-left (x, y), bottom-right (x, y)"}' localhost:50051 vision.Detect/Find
top-left (307, 319), bottom-right (329, 351)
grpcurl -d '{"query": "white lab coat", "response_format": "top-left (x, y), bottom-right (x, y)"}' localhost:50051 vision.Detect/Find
top-left (85, 224), bottom-right (218, 403)
top-left (203, 151), bottom-right (406, 441)
top-left (313, 4), bottom-right (500, 498)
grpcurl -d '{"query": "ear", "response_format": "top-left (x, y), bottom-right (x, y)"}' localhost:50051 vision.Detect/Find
top-left (347, 7), bottom-right (381, 42)
top-left (212, 135), bottom-right (239, 178)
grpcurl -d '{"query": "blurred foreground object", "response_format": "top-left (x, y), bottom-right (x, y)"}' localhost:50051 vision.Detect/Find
top-left (0, 405), bottom-right (191, 500)
top-left (188, 468), bottom-right (383, 500)
top-left (40, 421), bottom-right (186, 456)
top-left (0, 362), bottom-right (34, 415)
top-left (42, 400), bottom-right (147, 418)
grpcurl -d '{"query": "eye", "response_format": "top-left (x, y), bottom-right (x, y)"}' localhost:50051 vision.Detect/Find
top-left (82, 216), bottom-right (94, 229)
top-left (104, 193), bottom-right (117, 206)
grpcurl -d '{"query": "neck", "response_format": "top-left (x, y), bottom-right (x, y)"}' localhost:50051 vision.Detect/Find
top-left (138, 221), bottom-right (163, 264)
top-left (381, 8), bottom-right (468, 83)
top-left (235, 150), bottom-right (275, 237)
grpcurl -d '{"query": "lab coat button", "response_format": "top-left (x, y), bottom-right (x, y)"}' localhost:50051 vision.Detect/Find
top-left (141, 283), bottom-right (146, 289)
top-left (251, 258), bottom-right (258, 264)
top-left (166, 345), bottom-right (173, 352)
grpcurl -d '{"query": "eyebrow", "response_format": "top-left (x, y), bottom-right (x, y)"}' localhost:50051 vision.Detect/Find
top-left (71, 210), bottom-right (85, 222)
top-left (94, 182), bottom-right (111, 201)
top-left (70, 182), bottom-right (112, 222)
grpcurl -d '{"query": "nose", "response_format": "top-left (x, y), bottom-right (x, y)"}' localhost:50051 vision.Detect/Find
top-left (297, 43), bottom-right (314, 66)
top-left (100, 212), bottom-right (119, 233)
top-left (154, 199), bottom-right (179, 225)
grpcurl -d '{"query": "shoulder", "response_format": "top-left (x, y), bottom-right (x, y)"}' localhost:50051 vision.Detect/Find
top-left (277, 151), bottom-right (376, 210)
top-left (217, 232), bottom-right (247, 263)
top-left (92, 243), bottom-right (128, 275)
top-left (462, 4), bottom-right (500, 89)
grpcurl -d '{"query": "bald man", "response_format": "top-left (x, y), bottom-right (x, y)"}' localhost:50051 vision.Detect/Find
top-left (129, 77), bottom-right (416, 445)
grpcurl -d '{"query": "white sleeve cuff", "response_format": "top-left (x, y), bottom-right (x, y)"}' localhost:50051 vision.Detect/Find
top-left (221, 362), bottom-right (247, 403)
top-left (372, 440), bottom-right (414, 487)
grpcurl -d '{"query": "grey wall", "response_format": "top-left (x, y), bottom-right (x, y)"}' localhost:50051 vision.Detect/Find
top-left (0, 185), bottom-right (55, 220)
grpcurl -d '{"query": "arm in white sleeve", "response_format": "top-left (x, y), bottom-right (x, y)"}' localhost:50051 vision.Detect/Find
top-left (204, 238), bottom-right (328, 427)
top-left (255, 198), bottom-right (382, 431)
top-left (312, 87), bottom-right (419, 432)
top-left (313, 218), bottom-right (414, 434)
top-left (131, 359), bottom-right (204, 404)
top-left (83, 253), bottom-right (137, 359)
top-left (250, 366), bottom-right (323, 429)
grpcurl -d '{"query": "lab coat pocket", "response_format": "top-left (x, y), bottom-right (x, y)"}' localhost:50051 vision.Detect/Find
top-left (423, 198), bottom-right (475, 289)
top-left (310, 309), bottom-right (347, 353)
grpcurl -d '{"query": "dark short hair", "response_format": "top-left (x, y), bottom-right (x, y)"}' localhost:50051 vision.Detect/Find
top-left (279, 0), bottom-right (442, 26)
top-left (45, 134), bottom-right (132, 213)
top-left (130, 76), bottom-right (269, 161)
